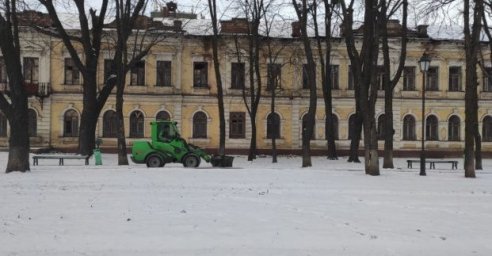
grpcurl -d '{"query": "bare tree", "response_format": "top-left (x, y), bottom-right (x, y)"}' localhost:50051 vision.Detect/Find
top-left (293, 0), bottom-right (317, 167)
top-left (341, 0), bottom-right (381, 175)
top-left (0, 0), bottom-right (30, 172)
top-left (463, 0), bottom-right (483, 178)
top-left (312, 0), bottom-right (339, 160)
top-left (110, 0), bottom-right (150, 165)
top-left (207, 0), bottom-right (227, 156)
top-left (380, 0), bottom-right (408, 168)
top-left (38, 0), bottom-right (114, 155)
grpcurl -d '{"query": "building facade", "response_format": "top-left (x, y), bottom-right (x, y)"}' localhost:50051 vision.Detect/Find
top-left (2, 12), bottom-right (492, 156)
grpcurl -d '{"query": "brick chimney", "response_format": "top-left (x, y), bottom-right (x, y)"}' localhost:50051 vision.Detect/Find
top-left (220, 18), bottom-right (249, 34)
top-left (291, 21), bottom-right (301, 37)
top-left (417, 25), bottom-right (429, 37)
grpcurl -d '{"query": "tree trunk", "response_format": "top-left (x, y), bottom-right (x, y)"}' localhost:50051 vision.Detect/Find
top-left (6, 99), bottom-right (30, 173)
top-left (116, 68), bottom-right (128, 165)
top-left (383, 90), bottom-right (394, 168)
top-left (78, 75), bottom-right (100, 156)
top-left (348, 112), bottom-right (362, 163)
top-left (363, 115), bottom-right (380, 175)
top-left (271, 87), bottom-right (277, 163)
top-left (475, 133), bottom-right (482, 170)
top-left (248, 115), bottom-right (257, 161)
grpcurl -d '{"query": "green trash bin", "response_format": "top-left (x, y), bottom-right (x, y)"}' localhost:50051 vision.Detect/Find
top-left (94, 138), bottom-right (103, 165)
top-left (93, 148), bottom-right (102, 165)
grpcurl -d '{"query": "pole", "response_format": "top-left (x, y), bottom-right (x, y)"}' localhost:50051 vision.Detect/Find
top-left (420, 71), bottom-right (426, 176)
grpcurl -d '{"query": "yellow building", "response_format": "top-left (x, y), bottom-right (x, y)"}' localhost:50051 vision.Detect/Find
top-left (1, 11), bottom-right (492, 157)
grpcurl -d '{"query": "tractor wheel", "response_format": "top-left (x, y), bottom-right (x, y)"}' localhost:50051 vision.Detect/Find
top-left (146, 154), bottom-right (163, 168)
top-left (183, 154), bottom-right (200, 168)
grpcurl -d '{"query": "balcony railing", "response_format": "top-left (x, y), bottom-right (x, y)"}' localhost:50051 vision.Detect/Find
top-left (0, 82), bottom-right (51, 98)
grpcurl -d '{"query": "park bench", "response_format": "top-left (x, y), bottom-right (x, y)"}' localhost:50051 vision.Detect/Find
top-left (407, 159), bottom-right (458, 170)
top-left (32, 154), bottom-right (90, 166)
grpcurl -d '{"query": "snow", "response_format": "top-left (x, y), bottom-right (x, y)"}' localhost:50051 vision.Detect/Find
top-left (1, 152), bottom-right (491, 255)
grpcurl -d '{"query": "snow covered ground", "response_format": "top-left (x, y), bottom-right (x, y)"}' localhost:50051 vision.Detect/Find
top-left (1, 152), bottom-right (491, 256)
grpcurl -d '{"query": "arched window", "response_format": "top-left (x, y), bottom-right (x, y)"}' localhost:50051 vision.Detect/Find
top-left (0, 111), bottom-right (7, 137)
top-left (103, 110), bottom-right (118, 138)
top-left (483, 116), bottom-right (492, 142)
top-left (64, 110), bottom-right (79, 137)
top-left (302, 114), bottom-right (315, 140)
top-left (377, 114), bottom-right (385, 140)
top-left (448, 116), bottom-right (460, 141)
top-left (325, 114), bottom-right (338, 140)
top-left (426, 115), bottom-right (439, 141)
top-left (129, 111), bottom-right (144, 138)
top-left (348, 114), bottom-right (358, 140)
top-left (267, 112), bottom-right (281, 139)
top-left (193, 111), bottom-right (207, 138)
top-left (28, 109), bottom-right (37, 137)
top-left (403, 115), bottom-right (416, 140)
top-left (156, 111), bottom-right (170, 121)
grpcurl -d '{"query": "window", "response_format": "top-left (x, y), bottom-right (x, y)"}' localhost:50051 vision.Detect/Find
top-left (377, 66), bottom-right (385, 90)
top-left (193, 111), bottom-right (207, 138)
top-left (156, 61), bottom-right (172, 87)
top-left (483, 116), bottom-right (492, 142)
top-left (130, 61), bottom-right (145, 86)
top-left (403, 67), bottom-right (415, 91)
top-left (104, 59), bottom-right (114, 83)
top-left (23, 57), bottom-right (39, 84)
top-left (329, 65), bottom-right (339, 90)
top-left (267, 112), bottom-right (281, 139)
top-left (0, 111), bottom-right (7, 137)
top-left (63, 110), bottom-right (79, 137)
top-left (448, 116), bottom-right (460, 141)
top-left (302, 114), bottom-right (315, 140)
top-left (28, 109), bottom-right (37, 137)
top-left (426, 67), bottom-right (439, 91)
top-left (302, 64), bottom-right (315, 89)
top-left (449, 67), bottom-right (461, 91)
top-left (325, 114), bottom-right (339, 140)
top-left (377, 114), bottom-right (385, 140)
top-left (103, 110), bottom-right (118, 138)
top-left (129, 111), bottom-right (144, 138)
top-left (231, 62), bottom-right (245, 89)
top-left (0, 57), bottom-right (6, 83)
top-left (156, 111), bottom-right (170, 121)
top-left (267, 63), bottom-right (281, 90)
top-left (484, 68), bottom-right (492, 92)
top-left (403, 115), bottom-right (416, 140)
top-left (348, 66), bottom-right (354, 90)
top-left (229, 112), bottom-right (245, 138)
top-left (193, 62), bottom-right (208, 88)
top-left (426, 115), bottom-right (439, 141)
top-left (64, 58), bottom-right (80, 85)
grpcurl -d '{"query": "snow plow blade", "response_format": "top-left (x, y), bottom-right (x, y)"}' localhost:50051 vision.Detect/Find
top-left (211, 155), bottom-right (234, 167)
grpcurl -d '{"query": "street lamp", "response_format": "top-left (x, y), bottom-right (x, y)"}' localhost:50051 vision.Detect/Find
top-left (419, 53), bottom-right (431, 176)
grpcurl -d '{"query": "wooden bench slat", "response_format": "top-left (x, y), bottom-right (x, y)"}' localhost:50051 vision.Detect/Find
top-left (33, 154), bottom-right (90, 166)
top-left (407, 159), bottom-right (458, 170)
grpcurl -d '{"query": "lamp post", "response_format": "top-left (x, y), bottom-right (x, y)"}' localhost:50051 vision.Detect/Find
top-left (419, 53), bottom-right (431, 176)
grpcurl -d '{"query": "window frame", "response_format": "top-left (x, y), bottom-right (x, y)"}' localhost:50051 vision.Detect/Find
top-left (403, 115), bottom-right (416, 141)
top-left (63, 110), bottom-right (79, 137)
top-left (231, 62), bottom-right (245, 89)
top-left (403, 66), bottom-right (416, 91)
top-left (23, 57), bottom-right (39, 84)
top-left (130, 61), bottom-right (146, 86)
top-left (425, 115), bottom-right (439, 141)
top-left (229, 112), bottom-right (246, 139)
top-left (448, 116), bottom-right (460, 141)
top-left (129, 111), bottom-right (145, 138)
top-left (192, 112), bottom-right (208, 138)
top-left (156, 61), bottom-right (172, 87)
top-left (426, 67), bottom-right (439, 91)
top-left (64, 58), bottom-right (80, 85)
top-left (448, 66), bottom-right (462, 92)
top-left (266, 112), bottom-right (281, 139)
top-left (193, 62), bottom-right (208, 88)
top-left (103, 110), bottom-right (118, 138)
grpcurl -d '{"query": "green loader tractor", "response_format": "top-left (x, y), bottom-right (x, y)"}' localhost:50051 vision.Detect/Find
top-left (131, 120), bottom-right (233, 168)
